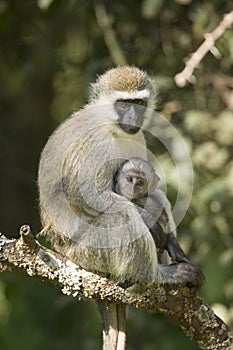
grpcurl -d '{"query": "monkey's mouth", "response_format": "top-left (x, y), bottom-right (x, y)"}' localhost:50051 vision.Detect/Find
top-left (119, 123), bottom-right (140, 134)
top-left (123, 190), bottom-right (137, 201)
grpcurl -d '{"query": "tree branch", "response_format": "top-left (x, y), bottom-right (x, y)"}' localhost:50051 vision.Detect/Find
top-left (94, 4), bottom-right (127, 66)
top-left (175, 11), bottom-right (233, 87)
top-left (0, 225), bottom-right (232, 349)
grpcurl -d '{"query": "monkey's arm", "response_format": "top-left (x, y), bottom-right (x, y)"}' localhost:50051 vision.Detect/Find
top-left (145, 190), bottom-right (190, 263)
top-left (143, 211), bottom-right (189, 263)
top-left (140, 207), bottom-right (168, 260)
top-left (138, 206), bottom-right (167, 251)
top-left (166, 233), bottom-right (190, 263)
top-left (158, 193), bottom-right (190, 263)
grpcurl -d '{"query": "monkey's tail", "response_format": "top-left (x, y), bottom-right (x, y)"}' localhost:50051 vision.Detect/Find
top-left (157, 262), bottom-right (205, 288)
top-left (97, 300), bottom-right (126, 350)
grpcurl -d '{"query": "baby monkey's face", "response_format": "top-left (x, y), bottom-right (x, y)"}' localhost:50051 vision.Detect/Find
top-left (115, 158), bottom-right (160, 201)
top-left (118, 171), bottom-right (149, 201)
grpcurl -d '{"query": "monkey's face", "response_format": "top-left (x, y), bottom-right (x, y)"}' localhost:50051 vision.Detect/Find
top-left (115, 158), bottom-right (159, 200)
top-left (114, 99), bottom-right (148, 135)
top-left (117, 172), bottom-right (148, 200)
top-left (89, 66), bottom-right (157, 136)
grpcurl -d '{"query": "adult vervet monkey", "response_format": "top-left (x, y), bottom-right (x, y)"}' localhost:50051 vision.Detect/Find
top-left (38, 66), bottom-right (204, 350)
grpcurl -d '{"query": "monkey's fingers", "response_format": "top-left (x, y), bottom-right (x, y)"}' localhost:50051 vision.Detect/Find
top-left (177, 263), bottom-right (205, 289)
top-left (167, 242), bottom-right (190, 263)
top-left (166, 234), bottom-right (190, 263)
top-left (158, 262), bottom-right (205, 289)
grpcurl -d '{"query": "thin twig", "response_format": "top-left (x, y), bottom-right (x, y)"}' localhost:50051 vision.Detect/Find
top-left (175, 11), bottom-right (233, 87)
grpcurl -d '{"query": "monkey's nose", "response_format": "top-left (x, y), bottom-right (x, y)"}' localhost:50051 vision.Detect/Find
top-left (125, 190), bottom-right (134, 200)
top-left (119, 104), bottom-right (144, 134)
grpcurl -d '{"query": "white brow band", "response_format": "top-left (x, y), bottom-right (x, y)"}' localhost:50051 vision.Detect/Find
top-left (111, 89), bottom-right (150, 100)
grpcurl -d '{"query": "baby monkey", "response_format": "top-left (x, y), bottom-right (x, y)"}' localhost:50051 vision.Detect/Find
top-left (114, 157), bottom-right (189, 263)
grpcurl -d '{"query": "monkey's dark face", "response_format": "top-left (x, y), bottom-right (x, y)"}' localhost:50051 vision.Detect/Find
top-left (117, 172), bottom-right (148, 200)
top-left (114, 99), bottom-right (147, 134)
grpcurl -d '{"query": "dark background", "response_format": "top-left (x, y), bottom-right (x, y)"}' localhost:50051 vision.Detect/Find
top-left (0, 1), bottom-right (233, 349)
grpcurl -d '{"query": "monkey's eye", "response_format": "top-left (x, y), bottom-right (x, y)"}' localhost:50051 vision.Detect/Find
top-left (137, 180), bottom-right (144, 187)
top-left (117, 100), bottom-right (129, 110)
top-left (134, 99), bottom-right (147, 107)
top-left (126, 176), bottom-right (133, 183)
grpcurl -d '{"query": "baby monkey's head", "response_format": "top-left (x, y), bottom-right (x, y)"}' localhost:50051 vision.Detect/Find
top-left (115, 157), bottom-right (160, 201)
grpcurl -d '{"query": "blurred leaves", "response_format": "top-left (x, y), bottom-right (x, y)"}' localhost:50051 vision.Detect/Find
top-left (141, 0), bottom-right (164, 19)
top-left (193, 141), bottom-right (229, 171)
top-left (214, 110), bottom-right (233, 145)
top-left (0, 0), bottom-right (233, 349)
top-left (37, 0), bottom-right (55, 11)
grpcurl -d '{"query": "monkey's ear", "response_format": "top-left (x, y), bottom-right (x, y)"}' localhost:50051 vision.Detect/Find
top-left (149, 173), bottom-right (160, 193)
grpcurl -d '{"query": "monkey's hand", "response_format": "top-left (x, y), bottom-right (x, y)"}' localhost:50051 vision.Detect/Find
top-left (166, 233), bottom-right (190, 263)
top-left (158, 262), bottom-right (205, 291)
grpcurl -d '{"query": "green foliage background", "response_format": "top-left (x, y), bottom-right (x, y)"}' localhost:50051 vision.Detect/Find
top-left (0, 0), bottom-right (232, 349)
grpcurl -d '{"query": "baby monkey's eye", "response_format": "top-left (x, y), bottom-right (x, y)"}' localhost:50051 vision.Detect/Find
top-left (126, 176), bottom-right (133, 183)
top-left (137, 180), bottom-right (144, 187)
